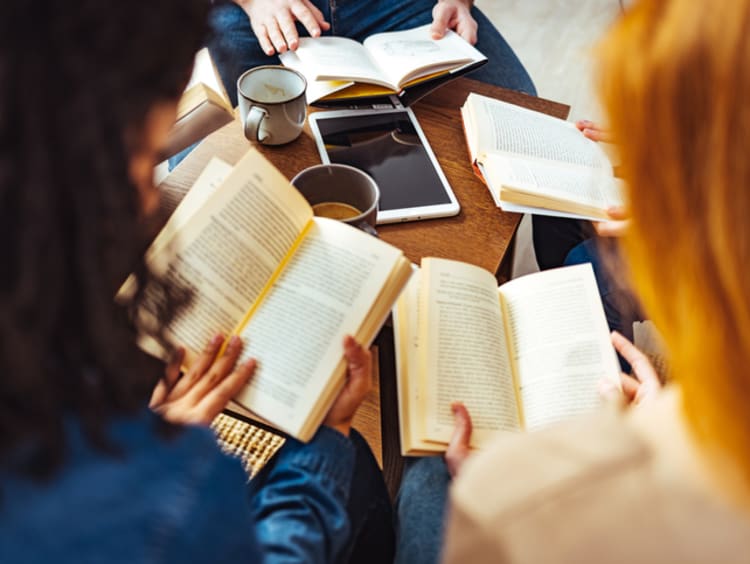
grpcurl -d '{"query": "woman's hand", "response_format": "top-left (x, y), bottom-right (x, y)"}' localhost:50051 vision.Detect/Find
top-left (323, 335), bottom-right (373, 437)
top-left (594, 205), bottom-right (629, 238)
top-left (600, 331), bottom-right (662, 407)
top-left (576, 119), bottom-right (613, 143)
top-left (575, 120), bottom-right (629, 237)
top-left (150, 334), bottom-right (256, 426)
top-left (431, 0), bottom-right (478, 44)
top-left (237, 0), bottom-right (330, 55)
top-left (445, 402), bottom-right (473, 477)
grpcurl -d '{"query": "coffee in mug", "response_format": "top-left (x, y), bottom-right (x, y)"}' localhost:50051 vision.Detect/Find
top-left (312, 202), bottom-right (363, 221)
top-left (237, 65), bottom-right (307, 145)
top-left (292, 164), bottom-right (379, 236)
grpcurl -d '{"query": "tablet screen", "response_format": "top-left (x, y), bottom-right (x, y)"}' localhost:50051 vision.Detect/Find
top-left (314, 111), bottom-right (453, 212)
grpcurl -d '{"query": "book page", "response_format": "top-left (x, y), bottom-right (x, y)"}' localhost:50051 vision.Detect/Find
top-left (145, 149), bottom-right (312, 362)
top-left (231, 217), bottom-right (405, 439)
top-left (393, 268), bottom-right (445, 455)
top-left (117, 158), bottom-right (232, 311)
top-left (278, 50), bottom-right (354, 104)
top-left (420, 258), bottom-right (520, 447)
top-left (293, 37), bottom-right (389, 89)
top-left (363, 25), bottom-right (483, 88)
top-left (466, 93), bottom-right (612, 171)
top-left (499, 264), bottom-right (620, 431)
top-left (150, 157), bottom-right (233, 257)
top-left (482, 153), bottom-right (624, 212)
top-left (461, 104), bottom-right (479, 163)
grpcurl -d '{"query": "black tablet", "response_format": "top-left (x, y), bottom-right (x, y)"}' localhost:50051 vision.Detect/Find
top-left (308, 107), bottom-right (460, 224)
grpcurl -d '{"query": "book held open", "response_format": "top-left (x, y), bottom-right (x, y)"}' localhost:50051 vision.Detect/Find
top-left (462, 92), bottom-right (624, 220)
top-left (280, 24), bottom-right (486, 104)
top-left (394, 258), bottom-right (620, 456)
top-left (133, 149), bottom-right (412, 441)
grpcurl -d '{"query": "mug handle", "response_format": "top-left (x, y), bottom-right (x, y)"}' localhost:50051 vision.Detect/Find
top-left (244, 106), bottom-right (269, 143)
top-left (355, 220), bottom-right (379, 238)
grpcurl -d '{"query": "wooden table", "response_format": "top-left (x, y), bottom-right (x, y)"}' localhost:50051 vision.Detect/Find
top-left (162, 78), bottom-right (569, 279)
top-left (162, 78), bottom-right (569, 496)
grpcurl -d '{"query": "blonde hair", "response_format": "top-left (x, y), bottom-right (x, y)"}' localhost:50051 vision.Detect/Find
top-left (599, 0), bottom-right (750, 479)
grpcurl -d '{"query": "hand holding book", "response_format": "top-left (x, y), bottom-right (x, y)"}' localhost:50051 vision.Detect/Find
top-left (462, 93), bottom-right (625, 221)
top-left (238, 0), bottom-right (330, 55)
top-left (444, 402), bottom-right (473, 477)
top-left (430, 0), bottom-right (478, 44)
top-left (442, 329), bottom-right (662, 477)
top-left (603, 331), bottom-right (663, 406)
top-left (322, 335), bottom-right (373, 437)
top-left (149, 334), bottom-right (256, 425)
top-left (149, 332), bottom-right (373, 437)
top-left (573, 119), bottom-right (631, 236)
top-left (594, 205), bottom-right (629, 237)
top-left (394, 259), bottom-right (622, 456)
top-left (280, 24), bottom-right (486, 103)
top-left (135, 149), bottom-right (411, 441)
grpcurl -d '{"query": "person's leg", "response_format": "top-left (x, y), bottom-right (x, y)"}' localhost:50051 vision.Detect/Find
top-left (331, 0), bottom-right (535, 93)
top-left (328, 0), bottom-right (438, 39)
top-left (465, 5), bottom-right (536, 94)
top-left (393, 456), bottom-right (451, 564)
top-left (207, 2), bottom-right (278, 107)
top-left (339, 429), bottom-right (395, 564)
top-left (209, 1), bottom-right (344, 106)
top-left (532, 215), bottom-right (596, 270)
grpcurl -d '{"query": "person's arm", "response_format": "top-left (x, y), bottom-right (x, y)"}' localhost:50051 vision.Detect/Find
top-left (153, 334), bottom-right (371, 563)
top-left (248, 427), bottom-right (354, 563)
top-left (247, 335), bottom-right (372, 563)
top-left (234, 0), bottom-right (330, 55)
top-left (431, 0), bottom-right (478, 44)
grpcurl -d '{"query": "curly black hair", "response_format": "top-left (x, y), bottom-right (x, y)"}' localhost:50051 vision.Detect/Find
top-left (0, 0), bottom-right (209, 477)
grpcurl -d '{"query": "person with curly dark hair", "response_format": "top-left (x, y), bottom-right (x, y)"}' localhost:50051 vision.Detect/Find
top-left (0, 1), bottom-right (393, 562)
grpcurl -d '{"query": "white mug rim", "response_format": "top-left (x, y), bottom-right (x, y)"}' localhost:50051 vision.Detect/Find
top-left (237, 65), bottom-right (307, 105)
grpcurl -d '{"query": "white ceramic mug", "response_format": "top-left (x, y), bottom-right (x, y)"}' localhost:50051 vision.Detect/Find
top-left (237, 65), bottom-right (307, 145)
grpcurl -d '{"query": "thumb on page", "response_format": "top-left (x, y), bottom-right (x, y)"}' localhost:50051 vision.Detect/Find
top-left (445, 402), bottom-right (473, 477)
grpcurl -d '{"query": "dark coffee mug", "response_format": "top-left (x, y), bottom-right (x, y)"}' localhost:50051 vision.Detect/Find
top-left (291, 164), bottom-right (379, 236)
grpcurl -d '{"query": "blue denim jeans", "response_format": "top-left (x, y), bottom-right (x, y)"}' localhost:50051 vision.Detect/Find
top-left (208, 0), bottom-right (537, 107)
top-left (393, 456), bottom-right (452, 564)
top-left (249, 427), bottom-right (395, 564)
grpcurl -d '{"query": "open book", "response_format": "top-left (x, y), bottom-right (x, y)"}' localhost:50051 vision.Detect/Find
top-left (462, 92), bottom-right (624, 221)
top-left (134, 149), bottom-right (412, 441)
top-left (162, 48), bottom-right (234, 159)
top-left (280, 24), bottom-right (486, 104)
top-left (393, 258), bottom-right (620, 456)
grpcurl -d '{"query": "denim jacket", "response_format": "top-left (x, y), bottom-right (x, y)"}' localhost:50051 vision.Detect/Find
top-left (0, 411), bottom-right (354, 563)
